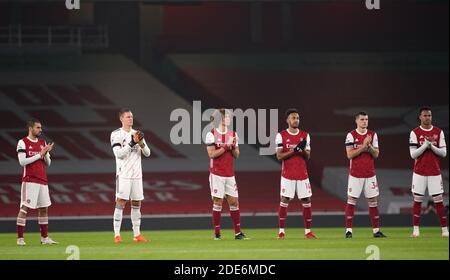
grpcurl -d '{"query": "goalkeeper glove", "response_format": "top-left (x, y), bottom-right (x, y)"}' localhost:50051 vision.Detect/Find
top-left (129, 131), bottom-right (144, 147)
top-left (134, 130), bottom-right (144, 144)
top-left (129, 134), bottom-right (137, 147)
top-left (294, 139), bottom-right (307, 153)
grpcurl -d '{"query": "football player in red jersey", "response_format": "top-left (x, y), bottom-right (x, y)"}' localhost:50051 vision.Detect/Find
top-left (276, 109), bottom-right (316, 239)
top-left (409, 107), bottom-right (448, 238)
top-left (344, 112), bottom-right (386, 238)
top-left (15, 119), bottom-right (58, 246)
top-left (206, 109), bottom-right (247, 240)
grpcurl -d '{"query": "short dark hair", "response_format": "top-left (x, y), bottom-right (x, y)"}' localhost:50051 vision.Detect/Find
top-left (210, 108), bottom-right (232, 123)
top-left (355, 111), bottom-right (368, 119)
top-left (418, 106), bottom-right (432, 116)
top-left (119, 108), bottom-right (131, 118)
top-left (285, 108), bottom-right (299, 119)
top-left (27, 118), bottom-right (41, 129)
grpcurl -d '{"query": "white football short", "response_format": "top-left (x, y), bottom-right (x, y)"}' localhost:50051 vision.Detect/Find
top-left (411, 173), bottom-right (444, 196)
top-left (347, 175), bottom-right (379, 199)
top-left (20, 182), bottom-right (52, 209)
top-left (280, 177), bottom-right (312, 199)
top-left (209, 173), bottom-right (238, 199)
top-left (116, 177), bottom-right (144, 201)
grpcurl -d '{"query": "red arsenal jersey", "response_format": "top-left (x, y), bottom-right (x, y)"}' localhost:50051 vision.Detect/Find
top-left (275, 129), bottom-right (311, 180)
top-left (345, 129), bottom-right (378, 178)
top-left (409, 126), bottom-right (446, 176)
top-left (205, 128), bottom-right (238, 177)
top-left (16, 137), bottom-right (48, 185)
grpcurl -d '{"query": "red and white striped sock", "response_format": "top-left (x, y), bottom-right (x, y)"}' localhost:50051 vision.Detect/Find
top-left (17, 208), bottom-right (27, 239)
top-left (278, 202), bottom-right (288, 232)
top-left (212, 204), bottom-right (222, 235)
top-left (16, 218), bottom-right (26, 239)
top-left (302, 202), bottom-right (312, 234)
top-left (345, 198), bottom-right (356, 232)
top-left (433, 195), bottom-right (447, 228)
top-left (229, 206), bottom-right (241, 234)
top-left (345, 207), bottom-right (355, 230)
top-left (368, 201), bottom-right (380, 233)
top-left (412, 194), bottom-right (423, 227)
top-left (38, 216), bottom-right (49, 238)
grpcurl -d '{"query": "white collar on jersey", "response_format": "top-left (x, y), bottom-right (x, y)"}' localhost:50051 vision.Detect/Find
top-left (419, 126), bottom-right (434, 132)
top-left (355, 129), bottom-right (368, 136)
top-left (286, 128), bottom-right (300, 136)
top-left (27, 136), bottom-right (39, 143)
top-left (121, 127), bottom-right (133, 134)
top-left (215, 128), bottom-right (228, 135)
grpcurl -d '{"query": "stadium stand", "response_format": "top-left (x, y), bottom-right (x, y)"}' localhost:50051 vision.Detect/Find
top-left (0, 54), bottom-right (346, 218)
top-left (0, 0), bottom-right (447, 221)
top-left (162, 52), bottom-right (449, 213)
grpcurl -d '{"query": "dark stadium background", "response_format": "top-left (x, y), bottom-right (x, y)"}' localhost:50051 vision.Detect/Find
top-left (0, 0), bottom-right (448, 232)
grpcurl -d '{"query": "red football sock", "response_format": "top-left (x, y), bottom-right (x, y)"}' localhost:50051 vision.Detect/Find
top-left (345, 203), bottom-right (355, 229)
top-left (38, 216), bottom-right (49, 238)
top-left (212, 205), bottom-right (222, 235)
top-left (302, 202), bottom-right (312, 230)
top-left (279, 202), bottom-right (288, 229)
top-left (435, 202), bottom-right (448, 228)
top-left (229, 206), bottom-right (241, 234)
top-left (17, 225), bottom-right (25, 239)
top-left (369, 206), bottom-right (380, 229)
top-left (40, 224), bottom-right (49, 238)
top-left (412, 201), bottom-right (422, 227)
top-left (16, 217), bottom-right (26, 239)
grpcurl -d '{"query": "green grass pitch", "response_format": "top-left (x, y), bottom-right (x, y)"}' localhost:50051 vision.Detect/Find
top-left (0, 227), bottom-right (448, 260)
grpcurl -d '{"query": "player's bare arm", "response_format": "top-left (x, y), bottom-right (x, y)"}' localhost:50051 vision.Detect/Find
top-left (347, 134), bottom-right (371, 159)
top-left (300, 149), bottom-right (311, 161)
top-left (276, 148), bottom-right (295, 161)
top-left (367, 144), bottom-right (379, 159)
top-left (40, 144), bottom-right (51, 158)
top-left (207, 145), bottom-right (226, 159)
top-left (226, 136), bottom-right (239, 159)
top-left (367, 134), bottom-right (379, 158)
top-left (43, 143), bottom-right (54, 166)
top-left (346, 143), bottom-right (368, 160)
top-left (231, 146), bottom-right (240, 159)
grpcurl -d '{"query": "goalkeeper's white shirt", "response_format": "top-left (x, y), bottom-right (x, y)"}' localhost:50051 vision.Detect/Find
top-left (110, 128), bottom-right (151, 179)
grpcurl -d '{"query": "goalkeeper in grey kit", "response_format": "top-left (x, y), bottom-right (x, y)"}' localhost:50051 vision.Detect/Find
top-left (110, 108), bottom-right (151, 243)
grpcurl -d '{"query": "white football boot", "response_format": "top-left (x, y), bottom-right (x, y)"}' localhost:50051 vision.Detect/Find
top-left (41, 237), bottom-right (59, 245)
